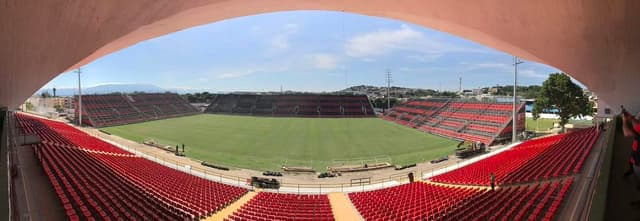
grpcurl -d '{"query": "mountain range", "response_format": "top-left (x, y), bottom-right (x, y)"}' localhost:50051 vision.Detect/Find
top-left (37, 84), bottom-right (167, 96)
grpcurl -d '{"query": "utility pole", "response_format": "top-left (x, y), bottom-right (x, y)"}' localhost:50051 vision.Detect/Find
top-left (512, 57), bottom-right (524, 143)
top-left (386, 70), bottom-right (392, 110)
top-left (459, 76), bottom-right (462, 93)
top-left (76, 68), bottom-right (83, 127)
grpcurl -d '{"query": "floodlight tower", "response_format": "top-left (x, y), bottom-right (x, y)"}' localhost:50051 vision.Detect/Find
top-left (76, 68), bottom-right (83, 127)
top-left (512, 56), bottom-right (524, 143)
top-left (386, 70), bottom-right (391, 109)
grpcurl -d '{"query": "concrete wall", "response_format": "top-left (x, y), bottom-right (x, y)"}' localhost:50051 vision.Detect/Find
top-left (1, 1), bottom-right (640, 111)
top-left (0, 110), bottom-right (8, 220)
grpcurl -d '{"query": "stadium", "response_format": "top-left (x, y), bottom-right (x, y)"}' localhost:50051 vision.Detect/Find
top-left (2, 1), bottom-right (640, 221)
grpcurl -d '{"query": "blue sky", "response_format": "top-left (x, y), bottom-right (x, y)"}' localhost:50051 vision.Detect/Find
top-left (43, 11), bottom-right (561, 92)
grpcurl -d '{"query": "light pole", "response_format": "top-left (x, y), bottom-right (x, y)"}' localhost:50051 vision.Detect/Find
top-left (76, 68), bottom-right (83, 127)
top-left (513, 57), bottom-right (523, 143)
top-left (386, 70), bottom-right (392, 110)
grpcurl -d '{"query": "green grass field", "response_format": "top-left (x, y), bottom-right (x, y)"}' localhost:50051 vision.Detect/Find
top-left (526, 118), bottom-right (557, 131)
top-left (103, 114), bottom-right (458, 171)
top-left (525, 117), bottom-right (593, 131)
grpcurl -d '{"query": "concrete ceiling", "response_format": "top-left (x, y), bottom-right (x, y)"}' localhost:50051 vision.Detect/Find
top-left (1, 0), bottom-right (639, 111)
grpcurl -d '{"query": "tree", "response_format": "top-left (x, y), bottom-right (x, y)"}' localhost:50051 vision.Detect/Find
top-left (54, 104), bottom-right (64, 113)
top-left (483, 85), bottom-right (541, 98)
top-left (25, 102), bottom-right (34, 111)
top-left (532, 73), bottom-right (591, 130)
top-left (369, 97), bottom-right (398, 109)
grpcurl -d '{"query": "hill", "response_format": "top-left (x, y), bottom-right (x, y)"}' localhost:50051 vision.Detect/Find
top-left (38, 83), bottom-right (166, 96)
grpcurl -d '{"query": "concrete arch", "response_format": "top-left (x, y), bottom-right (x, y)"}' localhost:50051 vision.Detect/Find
top-left (2, 0), bottom-right (639, 110)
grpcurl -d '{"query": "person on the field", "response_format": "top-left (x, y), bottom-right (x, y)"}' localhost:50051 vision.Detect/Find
top-left (490, 173), bottom-right (495, 191)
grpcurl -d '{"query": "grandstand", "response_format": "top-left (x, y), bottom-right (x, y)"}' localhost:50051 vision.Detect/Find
top-left (12, 112), bottom-right (603, 220)
top-left (384, 98), bottom-right (526, 145)
top-left (205, 94), bottom-right (374, 117)
top-left (17, 113), bottom-right (248, 220)
top-left (227, 192), bottom-right (334, 221)
top-left (75, 93), bottom-right (199, 127)
top-left (2, 2), bottom-right (639, 220)
top-left (430, 127), bottom-right (599, 185)
top-left (348, 180), bottom-right (573, 220)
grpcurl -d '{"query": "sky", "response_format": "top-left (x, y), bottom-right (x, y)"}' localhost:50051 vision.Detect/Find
top-left (42, 11), bottom-right (562, 92)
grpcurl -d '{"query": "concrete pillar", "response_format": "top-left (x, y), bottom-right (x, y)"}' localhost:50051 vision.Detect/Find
top-left (0, 108), bottom-right (8, 220)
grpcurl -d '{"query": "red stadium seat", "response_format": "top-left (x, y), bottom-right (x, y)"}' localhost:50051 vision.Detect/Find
top-left (228, 192), bottom-right (335, 221)
top-left (384, 99), bottom-right (525, 145)
top-left (16, 113), bottom-right (248, 220)
top-left (431, 128), bottom-right (599, 185)
top-left (76, 93), bottom-right (199, 127)
top-left (348, 180), bottom-right (573, 221)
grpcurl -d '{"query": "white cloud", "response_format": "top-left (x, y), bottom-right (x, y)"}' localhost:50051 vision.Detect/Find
top-left (269, 23), bottom-right (299, 51)
top-left (519, 69), bottom-right (548, 78)
top-left (345, 24), bottom-right (480, 58)
top-left (345, 24), bottom-right (422, 57)
top-left (85, 82), bottom-right (130, 87)
top-left (310, 54), bottom-right (338, 70)
top-left (213, 62), bottom-right (294, 79)
top-left (214, 67), bottom-right (268, 79)
top-left (216, 71), bottom-right (255, 79)
top-left (467, 62), bottom-right (510, 70)
top-left (395, 66), bottom-right (450, 73)
top-left (464, 62), bottom-right (550, 79)
top-left (271, 36), bottom-right (290, 50)
top-left (406, 54), bottom-right (442, 63)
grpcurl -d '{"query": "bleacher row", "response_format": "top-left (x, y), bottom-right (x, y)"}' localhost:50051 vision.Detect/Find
top-left (17, 114), bottom-right (248, 220)
top-left (206, 94), bottom-right (374, 117)
top-left (348, 179), bottom-right (573, 221)
top-left (16, 113), bottom-right (598, 221)
top-left (431, 127), bottom-right (599, 186)
top-left (347, 127), bottom-right (599, 220)
top-left (77, 93), bottom-right (199, 127)
top-left (227, 192), bottom-right (334, 221)
top-left (384, 98), bottom-right (526, 145)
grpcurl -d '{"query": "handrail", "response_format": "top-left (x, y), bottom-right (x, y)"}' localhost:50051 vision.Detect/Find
top-left (586, 117), bottom-right (616, 220)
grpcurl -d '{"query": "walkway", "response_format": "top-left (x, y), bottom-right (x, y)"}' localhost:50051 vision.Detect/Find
top-left (328, 192), bottom-right (363, 221)
top-left (204, 190), bottom-right (258, 221)
top-left (603, 126), bottom-right (640, 220)
top-left (8, 114), bottom-right (65, 221)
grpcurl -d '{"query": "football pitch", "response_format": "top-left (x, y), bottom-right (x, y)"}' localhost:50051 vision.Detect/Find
top-left (103, 114), bottom-right (458, 171)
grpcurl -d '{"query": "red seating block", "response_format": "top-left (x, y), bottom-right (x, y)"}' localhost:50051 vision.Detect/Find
top-left (229, 192), bottom-right (335, 221)
top-left (16, 113), bottom-right (248, 221)
top-left (431, 127), bottom-right (599, 185)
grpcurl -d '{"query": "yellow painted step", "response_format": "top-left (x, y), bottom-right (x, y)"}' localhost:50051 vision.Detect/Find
top-left (424, 180), bottom-right (493, 191)
top-left (328, 192), bottom-right (363, 221)
top-left (204, 190), bottom-right (258, 221)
